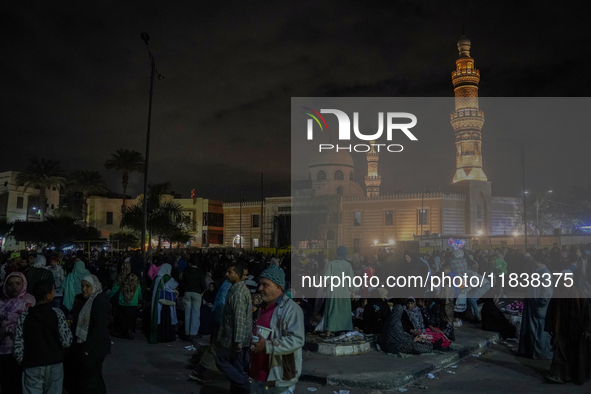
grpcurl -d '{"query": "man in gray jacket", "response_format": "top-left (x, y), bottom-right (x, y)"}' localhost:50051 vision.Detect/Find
top-left (250, 266), bottom-right (305, 394)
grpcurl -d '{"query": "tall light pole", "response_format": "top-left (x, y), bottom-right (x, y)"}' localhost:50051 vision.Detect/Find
top-left (520, 139), bottom-right (528, 251)
top-left (140, 32), bottom-right (163, 264)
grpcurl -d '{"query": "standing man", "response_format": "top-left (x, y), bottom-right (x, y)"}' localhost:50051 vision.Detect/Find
top-left (182, 258), bottom-right (206, 339)
top-left (215, 263), bottom-right (252, 394)
top-left (250, 266), bottom-right (305, 394)
top-left (323, 246), bottom-right (355, 336)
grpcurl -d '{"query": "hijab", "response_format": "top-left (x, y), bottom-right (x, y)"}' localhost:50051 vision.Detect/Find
top-left (117, 263), bottom-right (140, 305)
top-left (151, 263), bottom-right (172, 309)
top-left (403, 297), bottom-right (425, 331)
top-left (0, 272), bottom-right (35, 354)
top-left (76, 274), bottom-right (102, 343)
top-left (63, 261), bottom-right (90, 310)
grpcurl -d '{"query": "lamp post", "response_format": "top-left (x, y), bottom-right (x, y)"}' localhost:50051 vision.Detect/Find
top-left (140, 32), bottom-right (163, 264)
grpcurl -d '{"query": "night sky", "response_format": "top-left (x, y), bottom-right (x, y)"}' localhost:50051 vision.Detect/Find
top-left (2, 1), bottom-right (590, 202)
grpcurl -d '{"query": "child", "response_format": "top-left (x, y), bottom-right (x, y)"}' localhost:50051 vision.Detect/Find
top-left (14, 280), bottom-right (73, 394)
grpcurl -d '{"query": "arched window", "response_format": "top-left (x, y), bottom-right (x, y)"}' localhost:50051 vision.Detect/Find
top-left (349, 172), bottom-right (354, 180)
top-left (334, 170), bottom-right (344, 180)
top-left (336, 186), bottom-right (343, 195)
top-left (317, 170), bottom-right (326, 181)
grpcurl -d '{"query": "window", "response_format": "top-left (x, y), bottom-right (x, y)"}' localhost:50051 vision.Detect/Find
top-left (336, 186), bottom-right (343, 195)
top-left (203, 212), bottom-right (224, 227)
top-left (317, 170), bottom-right (326, 181)
top-left (52, 186), bottom-right (56, 191)
top-left (353, 238), bottom-right (361, 253)
top-left (353, 211), bottom-right (361, 226)
top-left (106, 211), bottom-right (113, 225)
top-left (349, 172), bottom-right (354, 180)
top-left (418, 209), bottom-right (428, 225)
top-left (334, 170), bottom-right (343, 180)
top-left (51, 204), bottom-right (54, 209)
top-left (385, 210), bottom-right (393, 226)
top-left (253, 238), bottom-right (259, 248)
top-left (252, 214), bottom-right (260, 228)
top-left (16, 196), bottom-right (24, 209)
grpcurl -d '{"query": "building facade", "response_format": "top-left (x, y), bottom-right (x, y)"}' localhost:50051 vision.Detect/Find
top-left (86, 195), bottom-right (224, 248)
top-left (222, 35), bottom-right (523, 255)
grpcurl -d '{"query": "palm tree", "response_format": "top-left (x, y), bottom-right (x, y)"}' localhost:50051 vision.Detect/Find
top-left (104, 149), bottom-right (145, 213)
top-left (120, 182), bottom-right (184, 253)
top-left (16, 158), bottom-right (66, 221)
top-left (68, 170), bottom-right (109, 224)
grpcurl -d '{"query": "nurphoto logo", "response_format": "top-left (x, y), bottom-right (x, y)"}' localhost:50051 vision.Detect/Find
top-left (303, 108), bottom-right (418, 152)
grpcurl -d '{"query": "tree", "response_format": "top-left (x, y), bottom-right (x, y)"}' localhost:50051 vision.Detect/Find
top-left (104, 149), bottom-right (145, 213)
top-left (163, 228), bottom-right (194, 250)
top-left (16, 158), bottom-right (66, 221)
top-left (120, 182), bottom-right (184, 252)
top-left (68, 170), bottom-right (109, 224)
top-left (109, 230), bottom-right (140, 249)
top-left (0, 218), bottom-right (14, 239)
top-left (11, 215), bottom-right (101, 250)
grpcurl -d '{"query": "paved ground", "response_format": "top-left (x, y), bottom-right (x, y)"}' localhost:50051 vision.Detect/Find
top-left (102, 328), bottom-right (590, 393)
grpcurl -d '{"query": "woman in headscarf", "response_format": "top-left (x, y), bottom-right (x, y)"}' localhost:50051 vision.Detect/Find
top-left (148, 255), bottom-right (164, 282)
top-left (62, 260), bottom-right (90, 311)
top-left (362, 288), bottom-right (391, 334)
top-left (381, 303), bottom-right (433, 355)
top-left (149, 263), bottom-right (179, 343)
top-left (0, 272), bottom-right (35, 394)
top-left (65, 274), bottom-right (111, 394)
top-left (402, 297), bottom-right (451, 349)
top-left (110, 263), bottom-right (141, 340)
top-left (198, 282), bottom-right (216, 336)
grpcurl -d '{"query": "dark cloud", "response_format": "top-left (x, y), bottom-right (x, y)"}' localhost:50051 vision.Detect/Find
top-left (2, 0), bottom-right (590, 202)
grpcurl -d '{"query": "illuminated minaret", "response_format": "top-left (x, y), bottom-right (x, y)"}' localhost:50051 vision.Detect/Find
top-left (451, 35), bottom-right (488, 183)
top-left (364, 141), bottom-right (381, 197)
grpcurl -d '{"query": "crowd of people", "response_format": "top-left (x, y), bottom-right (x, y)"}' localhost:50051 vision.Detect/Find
top-left (0, 241), bottom-right (589, 393)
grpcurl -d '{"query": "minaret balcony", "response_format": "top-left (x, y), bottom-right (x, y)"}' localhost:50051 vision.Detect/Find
top-left (450, 109), bottom-right (484, 119)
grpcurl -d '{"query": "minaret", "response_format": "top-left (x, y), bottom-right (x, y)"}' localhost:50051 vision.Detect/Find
top-left (364, 141), bottom-right (381, 197)
top-left (450, 35), bottom-right (488, 183)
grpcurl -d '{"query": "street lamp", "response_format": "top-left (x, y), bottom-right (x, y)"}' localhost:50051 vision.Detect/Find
top-left (140, 32), bottom-right (164, 264)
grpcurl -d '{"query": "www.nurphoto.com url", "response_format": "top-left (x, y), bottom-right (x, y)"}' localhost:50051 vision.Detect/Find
top-left (301, 272), bottom-right (574, 292)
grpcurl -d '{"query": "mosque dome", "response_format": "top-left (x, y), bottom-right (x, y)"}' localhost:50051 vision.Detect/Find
top-left (307, 150), bottom-right (354, 169)
top-left (457, 35), bottom-right (471, 58)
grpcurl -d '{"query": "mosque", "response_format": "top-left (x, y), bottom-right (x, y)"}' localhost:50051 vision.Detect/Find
top-left (224, 35), bottom-right (523, 255)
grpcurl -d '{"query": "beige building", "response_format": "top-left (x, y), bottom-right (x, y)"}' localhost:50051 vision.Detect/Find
top-left (87, 195), bottom-right (224, 248)
top-left (0, 171), bottom-right (61, 250)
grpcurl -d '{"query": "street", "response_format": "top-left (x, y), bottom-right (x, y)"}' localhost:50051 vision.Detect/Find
top-left (102, 333), bottom-right (590, 394)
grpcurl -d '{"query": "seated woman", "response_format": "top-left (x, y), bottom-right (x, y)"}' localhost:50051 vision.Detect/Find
top-left (423, 298), bottom-right (455, 342)
top-left (362, 288), bottom-right (391, 334)
top-left (381, 303), bottom-right (433, 355)
top-left (402, 297), bottom-right (452, 349)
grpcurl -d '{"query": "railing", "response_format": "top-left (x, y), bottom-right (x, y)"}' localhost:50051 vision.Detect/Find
top-left (343, 192), bottom-right (466, 202)
top-left (450, 109), bottom-right (484, 119)
top-left (491, 196), bottom-right (523, 204)
top-left (452, 68), bottom-right (480, 78)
